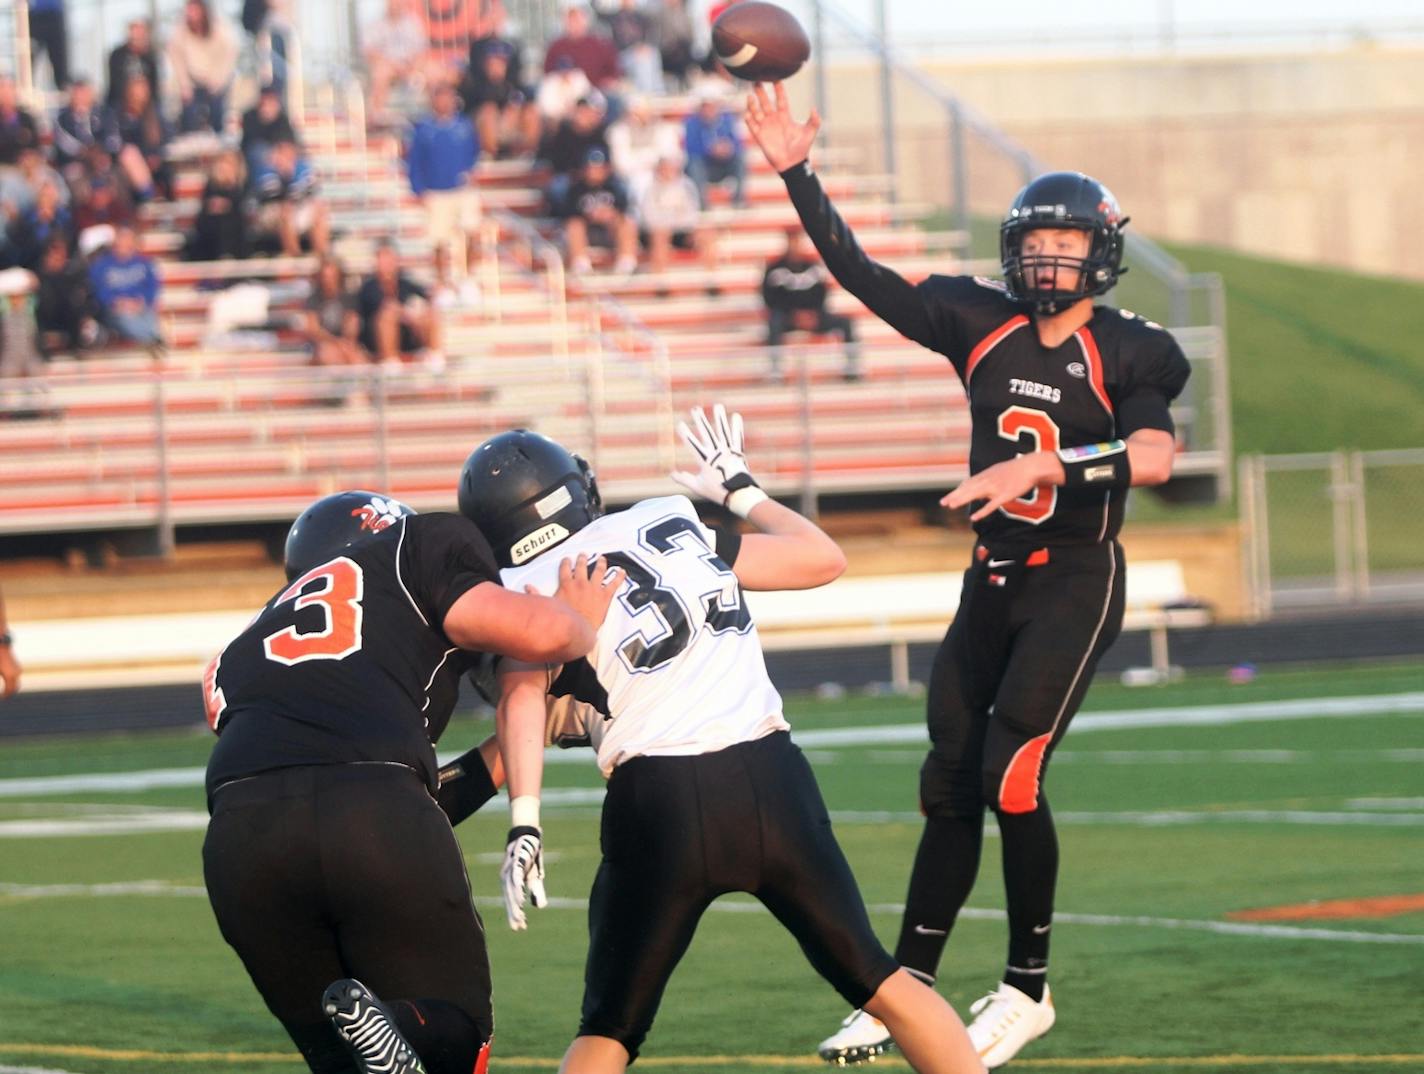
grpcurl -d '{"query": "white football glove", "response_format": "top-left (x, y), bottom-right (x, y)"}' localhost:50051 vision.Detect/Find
top-left (499, 826), bottom-right (546, 931)
top-left (671, 404), bottom-right (770, 518)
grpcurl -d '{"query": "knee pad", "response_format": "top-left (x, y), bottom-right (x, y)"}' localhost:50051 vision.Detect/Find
top-left (918, 752), bottom-right (982, 821)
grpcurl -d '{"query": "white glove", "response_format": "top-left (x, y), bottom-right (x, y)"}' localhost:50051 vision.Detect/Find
top-left (499, 826), bottom-right (546, 931)
top-left (671, 404), bottom-right (770, 518)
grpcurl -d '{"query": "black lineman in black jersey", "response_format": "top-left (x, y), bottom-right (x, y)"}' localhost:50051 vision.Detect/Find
top-left (745, 83), bottom-right (1189, 1066)
top-left (201, 503), bottom-right (613, 1074)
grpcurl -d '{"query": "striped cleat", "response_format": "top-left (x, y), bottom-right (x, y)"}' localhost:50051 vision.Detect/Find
top-left (323, 978), bottom-right (428, 1074)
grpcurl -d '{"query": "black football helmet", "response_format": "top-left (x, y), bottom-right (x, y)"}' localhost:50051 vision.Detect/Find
top-left (282, 490), bottom-right (415, 581)
top-left (1000, 171), bottom-right (1128, 315)
top-left (457, 429), bottom-right (603, 568)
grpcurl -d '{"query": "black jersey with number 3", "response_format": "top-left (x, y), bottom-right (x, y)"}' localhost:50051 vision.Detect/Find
top-left (203, 513), bottom-right (501, 799)
top-left (781, 162), bottom-right (1192, 549)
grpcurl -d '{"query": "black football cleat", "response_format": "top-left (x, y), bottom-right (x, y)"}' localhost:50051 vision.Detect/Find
top-left (323, 978), bottom-right (428, 1074)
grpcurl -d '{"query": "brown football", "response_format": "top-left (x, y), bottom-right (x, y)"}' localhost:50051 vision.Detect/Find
top-left (712, 2), bottom-right (810, 83)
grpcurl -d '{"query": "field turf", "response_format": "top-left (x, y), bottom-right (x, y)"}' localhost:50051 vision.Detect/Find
top-left (1, 659), bottom-right (1421, 1073)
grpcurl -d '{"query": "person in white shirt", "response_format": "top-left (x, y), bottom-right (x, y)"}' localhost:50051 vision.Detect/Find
top-left (606, 94), bottom-right (679, 201)
top-left (635, 155), bottom-right (716, 282)
top-left (363, 0), bottom-right (429, 122)
top-left (457, 407), bottom-right (987, 1074)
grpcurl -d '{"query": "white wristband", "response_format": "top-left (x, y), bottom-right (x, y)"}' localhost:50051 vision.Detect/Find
top-left (510, 794), bottom-right (541, 831)
top-left (725, 486), bottom-right (770, 519)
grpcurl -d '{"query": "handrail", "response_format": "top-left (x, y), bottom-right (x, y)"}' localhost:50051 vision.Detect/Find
top-left (490, 209), bottom-right (570, 372)
top-left (592, 294), bottom-right (676, 476)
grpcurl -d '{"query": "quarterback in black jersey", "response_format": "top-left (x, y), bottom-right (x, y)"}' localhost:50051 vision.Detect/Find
top-left (746, 83), bottom-right (1191, 1067)
top-left (201, 490), bottom-right (620, 1074)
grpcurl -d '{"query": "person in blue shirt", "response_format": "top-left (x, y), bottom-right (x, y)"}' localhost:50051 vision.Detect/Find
top-left (683, 91), bottom-right (745, 209)
top-left (251, 138), bottom-right (329, 257)
top-left (87, 224), bottom-right (161, 345)
top-left (407, 80), bottom-right (482, 300)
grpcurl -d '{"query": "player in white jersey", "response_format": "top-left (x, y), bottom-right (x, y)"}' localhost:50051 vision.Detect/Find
top-left (456, 406), bottom-right (986, 1074)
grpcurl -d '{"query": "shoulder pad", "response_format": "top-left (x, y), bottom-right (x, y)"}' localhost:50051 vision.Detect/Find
top-left (973, 275), bottom-right (1009, 293)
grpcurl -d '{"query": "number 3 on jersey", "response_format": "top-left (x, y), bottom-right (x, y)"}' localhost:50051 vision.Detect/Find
top-left (263, 558), bottom-right (365, 665)
top-left (997, 405), bottom-right (1060, 523)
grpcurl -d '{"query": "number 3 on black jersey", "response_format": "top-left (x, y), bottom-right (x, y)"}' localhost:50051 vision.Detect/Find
top-left (264, 558), bottom-right (366, 664)
top-left (997, 405), bottom-right (1060, 524)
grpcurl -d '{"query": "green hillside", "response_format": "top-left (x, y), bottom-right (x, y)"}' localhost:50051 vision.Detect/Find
top-left (1164, 243), bottom-right (1424, 455)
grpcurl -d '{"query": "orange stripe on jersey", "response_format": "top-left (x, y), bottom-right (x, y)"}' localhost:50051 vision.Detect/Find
top-left (1073, 327), bottom-right (1114, 418)
top-left (472, 1039), bottom-right (491, 1074)
top-left (998, 732), bottom-right (1053, 813)
top-left (965, 315), bottom-right (1030, 386)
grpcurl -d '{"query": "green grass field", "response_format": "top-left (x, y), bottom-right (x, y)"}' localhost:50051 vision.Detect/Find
top-left (3, 661), bottom-right (1422, 1073)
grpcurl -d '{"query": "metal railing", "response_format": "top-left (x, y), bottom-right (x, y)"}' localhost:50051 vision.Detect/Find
top-left (1239, 448), bottom-right (1424, 617)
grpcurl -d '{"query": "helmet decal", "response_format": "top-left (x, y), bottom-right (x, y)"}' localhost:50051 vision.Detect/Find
top-left (351, 496), bottom-right (407, 534)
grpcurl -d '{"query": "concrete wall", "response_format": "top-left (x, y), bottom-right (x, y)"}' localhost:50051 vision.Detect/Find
top-left (798, 46), bottom-right (1424, 279)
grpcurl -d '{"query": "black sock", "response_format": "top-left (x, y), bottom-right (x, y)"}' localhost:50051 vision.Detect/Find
top-left (892, 812), bottom-right (985, 979)
top-left (995, 801), bottom-right (1058, 1003)
top-left (393, 997), bottom-right (485, 1074)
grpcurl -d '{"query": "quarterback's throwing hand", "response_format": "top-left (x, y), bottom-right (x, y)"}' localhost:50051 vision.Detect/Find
top-left (500, 826), bottom-right (546, 931)
top-left (671, 404), bottom-right (770, 519)
top-left (744, 82), bottom-right (820, 173)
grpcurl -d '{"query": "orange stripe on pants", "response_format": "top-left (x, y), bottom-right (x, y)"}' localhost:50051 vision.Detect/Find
top-left (998, 732), bottom-right (1053, 813)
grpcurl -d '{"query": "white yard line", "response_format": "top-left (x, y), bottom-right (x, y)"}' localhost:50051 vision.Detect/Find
top-left (0, 1064), bottom-right (87, 1073)
top-left (4, 690), bottom-right (1422, 800)
top-left (2, 881), bottom-right (1418, 947)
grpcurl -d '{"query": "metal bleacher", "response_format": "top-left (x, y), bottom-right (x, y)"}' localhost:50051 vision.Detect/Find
top-left (0, 19), bottom-right (1227, 552)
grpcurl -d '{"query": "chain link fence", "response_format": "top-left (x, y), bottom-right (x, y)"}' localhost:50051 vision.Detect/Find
top-left (1240, 449), bottom-right (1424, 616)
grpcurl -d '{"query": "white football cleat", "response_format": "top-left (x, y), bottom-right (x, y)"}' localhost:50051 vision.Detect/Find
top-left (816, 1008), bottom-right (895, 1065)
top-left (965, 982), bottom-right (1055, 1068)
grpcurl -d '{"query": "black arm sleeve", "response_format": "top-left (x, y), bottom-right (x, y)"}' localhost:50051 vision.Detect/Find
top-left (713, 525), bottom-right (742, 568)
top-left (436, 746), bottom-right (500, 825)
top-left (401, 513), bottom-right (503, 629)
top-left (1116, 333), bottom-right (1193, 438)
top-left (781, 161), bottom-right (938, 350)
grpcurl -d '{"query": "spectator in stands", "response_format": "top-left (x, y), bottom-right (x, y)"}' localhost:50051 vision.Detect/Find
top-left (107, 19), bottom-right (159, 112)
top-left (408, 80), bottom-right (481, 301)
top-left (29, 1), bottom-right (71, 89)
top-left (8, 180), bottom-right (73, 270)
top-left (72, 147), bottom-right (136, 233)
top-left (0, 77), bottom-right (42, 167)
top-left (762, 227), bottom-right (860, 382)
top-left (607, 93), bottom-right (679, 202)
top-left (240, 83), bottom-right (297, 174)
top-left (684, 90), bottom-right (746, 208)
top-left (0, 268), bottom-right (45, 386)
top-left (462, 40), bottom-right (538, 160)
top-left (252, 138), bottom-right (329, 258)
top-left (420, 0), bottom-right (482, 74)
top-left (544, 4), bottom-right (621, 93)
top-left (356, 239), bottom-right (441, 366)
top-left (35, 236), bottom-right (102, 355)
top-left (637, 155), bottom-right (716, 285)
top-left (535, 54), bottom-right (595, 129)
top-left (562, 147), bottom-right (637, 277)
top-left (363, 0), bottom-right (428, 124)
top-left (168, 0), bottom-right (240, 134)
top-left (88, 224), bottom-right (161, 345)
top-left (53, 78), bottom-right (122, 178)
top-left (305, 258), bottom-right (369, 368)
top-left (653, 0), bottom-right (697, 90)
top-left (0, 148), bottom-right (69, 221)
top-left (540, 95), bottom-right (609, 217)
top-left (186, 148), bottom-right (248, 261)
top-left (114, 75), bottom-right (173, 201)
top-left (602, 0), bottom-right (661, 94)
top-left (240, 0), bottom-right (290, 96)
top-left (465, 1), bottom-right (525, 95)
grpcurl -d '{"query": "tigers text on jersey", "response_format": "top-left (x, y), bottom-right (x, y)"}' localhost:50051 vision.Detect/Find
top-left (499, 495), bottom-right (787, 777)
top-left (782, 162), bottom-right (1192, 549)
top-left (203, 513), bottom-right (501, 799)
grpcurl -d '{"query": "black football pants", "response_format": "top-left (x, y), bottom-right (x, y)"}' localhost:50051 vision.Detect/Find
top-left (203, 763), bottom-right (491, 1074)
top-left (895, 541), bottom-right (1125, 980)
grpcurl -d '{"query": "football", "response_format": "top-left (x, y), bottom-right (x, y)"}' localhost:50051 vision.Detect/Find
top-left (712, 1), bottom-right (811, 83)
